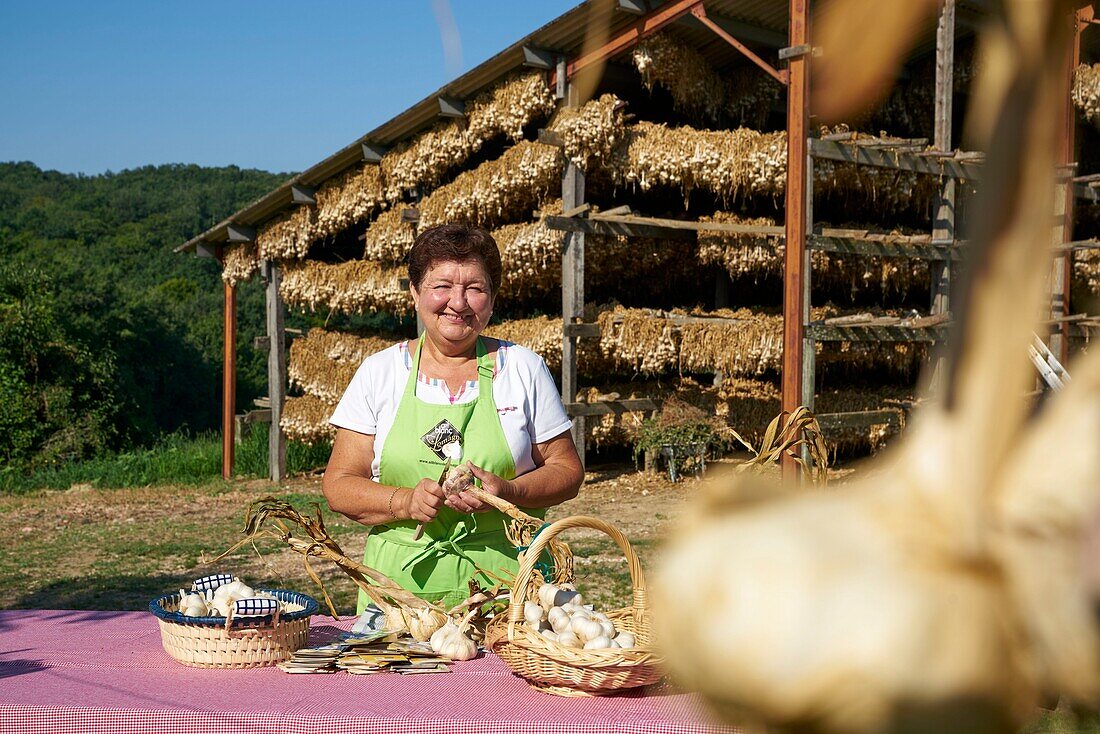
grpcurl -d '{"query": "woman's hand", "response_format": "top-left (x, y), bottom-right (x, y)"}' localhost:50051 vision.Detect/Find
top-left (404, 478), bottom-right (448, 523)
top-left (446, 462), bottom-right (515, 513)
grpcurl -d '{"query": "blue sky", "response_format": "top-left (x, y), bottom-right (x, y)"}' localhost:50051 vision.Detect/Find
top-left (0, 1), bottom-right (578, 175)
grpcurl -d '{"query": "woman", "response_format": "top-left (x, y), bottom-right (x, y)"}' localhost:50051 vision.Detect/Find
top-left (323, 223), bottom-right (584, 611)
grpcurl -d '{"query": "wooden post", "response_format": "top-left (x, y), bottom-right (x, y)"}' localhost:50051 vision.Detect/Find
top-left (221, 252), bottom-right (237, 480)
top-left (1052, 6), bottom-right (1086, 363)
top-left (562, 84), bottom-right (587, 469)
top-left (781, 0), bottom-right (810, 481)
top-left (800, 149), bottom-right (815, 462)
top-left (931, 0), bottom-right (956, 318)
top-left (264, 261), bottom-right (287, 483)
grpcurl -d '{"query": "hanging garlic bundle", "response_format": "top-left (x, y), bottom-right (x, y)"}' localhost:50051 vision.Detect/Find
top-left (1072, 63), bottom-right (1100, 125)
top-left (288, 329), bottom-right (397, 404)
top-left (429, 610), bottom-right (479, 661)
top-left (281, 394), bottom-right (338, 444)
top-left (279, 260), bottom-right (409, 317)
top-left (220, 244), bottom-right (260, 286)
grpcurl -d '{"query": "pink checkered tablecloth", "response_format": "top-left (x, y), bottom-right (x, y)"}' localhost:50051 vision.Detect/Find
top-left (0, 609), bottom-right (737, 734)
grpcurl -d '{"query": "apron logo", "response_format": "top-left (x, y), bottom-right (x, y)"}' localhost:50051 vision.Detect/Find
top-left (421, 419), bottom-right (463, 460)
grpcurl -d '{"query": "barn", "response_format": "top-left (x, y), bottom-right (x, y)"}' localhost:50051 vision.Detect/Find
top-left (177, 0), bottom-right (1100, 480)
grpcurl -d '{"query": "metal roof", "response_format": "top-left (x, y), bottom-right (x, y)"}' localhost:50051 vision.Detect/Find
top-left (177, 0), bottom-right (993, 254)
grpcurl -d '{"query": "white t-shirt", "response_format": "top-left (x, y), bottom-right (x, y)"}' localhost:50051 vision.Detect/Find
top-left (328, 340), bottom-right (573, 481)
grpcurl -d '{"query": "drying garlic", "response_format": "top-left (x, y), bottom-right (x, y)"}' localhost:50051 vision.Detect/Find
top-left (408, 607), bottom-right (448, 642)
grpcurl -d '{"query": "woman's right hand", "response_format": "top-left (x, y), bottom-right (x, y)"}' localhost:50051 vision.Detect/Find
top-left (402, 478), bottom-right (447, 523)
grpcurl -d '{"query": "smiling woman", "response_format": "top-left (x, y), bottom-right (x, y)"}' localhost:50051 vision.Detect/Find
top-left (321, 224), bottom-right (583, 610)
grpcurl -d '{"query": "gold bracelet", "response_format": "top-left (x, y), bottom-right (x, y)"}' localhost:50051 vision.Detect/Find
top-left (387, 487), bottom-right (401, 520)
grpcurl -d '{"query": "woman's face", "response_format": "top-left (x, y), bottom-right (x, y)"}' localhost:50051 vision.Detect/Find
top-left (411, 258), bottom-right (494, 348)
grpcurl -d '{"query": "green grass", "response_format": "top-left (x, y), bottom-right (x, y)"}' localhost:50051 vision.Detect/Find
top-left (0, 426), bottom-right (333, 493)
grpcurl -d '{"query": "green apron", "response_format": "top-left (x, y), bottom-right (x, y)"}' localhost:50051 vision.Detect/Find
top-left (360, 335), bottom-right (541, 611)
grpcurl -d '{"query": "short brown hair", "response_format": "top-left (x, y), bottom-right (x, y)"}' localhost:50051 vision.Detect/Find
top-left (407, 223), bottom-right (502, 296)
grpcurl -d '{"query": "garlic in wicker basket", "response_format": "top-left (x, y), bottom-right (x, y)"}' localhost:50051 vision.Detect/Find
top-left (528, 583), bottom-right (636, 649)
top-left (179, 575), bottom-right (282, 618)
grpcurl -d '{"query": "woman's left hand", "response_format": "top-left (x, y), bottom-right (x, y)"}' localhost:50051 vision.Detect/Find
top-left (445, 462), bottom-right (514, 513)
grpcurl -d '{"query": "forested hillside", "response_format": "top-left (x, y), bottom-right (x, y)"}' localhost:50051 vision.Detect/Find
top-left (0, 161), bottom-right (289, 468)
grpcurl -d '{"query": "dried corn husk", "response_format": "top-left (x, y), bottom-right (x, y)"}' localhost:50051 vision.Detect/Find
top-left (1073, 63), bottom-right (1100, 125)
top-left (221, 243), bottom-right (260, 285)
top-left (380, 72), bottom-right (556, 200)
top-left (280, 260), bottom-right (409, 317)
top-left (282, 394), bottom-right (338, 444)
top-left (289, 328), bottom-right (398, 403)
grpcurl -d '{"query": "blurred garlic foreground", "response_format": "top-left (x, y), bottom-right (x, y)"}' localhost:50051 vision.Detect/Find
top-left (654, 1), bottom-right (1098, 732)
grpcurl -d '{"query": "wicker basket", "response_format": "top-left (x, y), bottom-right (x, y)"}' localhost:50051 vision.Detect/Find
top-left (149, 589), bottom-right (318, 669)
top-left (487, 515), bottom-right (663, 696)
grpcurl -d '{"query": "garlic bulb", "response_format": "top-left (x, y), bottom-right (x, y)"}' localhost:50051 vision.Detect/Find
top-left (614, 631), bottom-right (636, 649)
top-left (408, 607), bottom-right (448, 642)
top-left (598, 620), bottom-right (616, 638)
top-left (547, 606), bottom-right (571, 633)
top-left (429, 611), bottom-right (479, 661)
top-left (537, 583), bottom-right (581, 611)
top-left (524, 600), bottom-right (545, 624)
top-left (540, 629), bottom-right (560, 642)
top-left (584, 635), bottom-right (613, 650)
top-left (569, 616), bottom-right (604, 643)
top-left (556, 631), bottom-right (581, 648)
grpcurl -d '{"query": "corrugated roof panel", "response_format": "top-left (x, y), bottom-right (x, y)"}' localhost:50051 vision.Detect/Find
top-left (180, 0), bottom-right (994, 253)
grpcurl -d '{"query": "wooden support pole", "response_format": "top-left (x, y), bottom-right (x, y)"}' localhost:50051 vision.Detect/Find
top-left (800, 150), bottom-right (815, 417)
top-left (264, 261), bottom-right (287, 483)
top-left (1052, 6), bottom-right (1087, 363)
top-left (221, 252), bottom-right (237, 480)
top-left (931, 0), bottom-right (956, 318)
top-left (781, 0), bottom-right (810, 481)
top-left (562, 85), bottom-right (586, 470)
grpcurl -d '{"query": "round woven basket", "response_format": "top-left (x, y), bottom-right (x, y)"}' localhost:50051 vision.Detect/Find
top-left (487, 515), bottom-right (663, 696)
top-left (149, 589), bottom-right (318, 669)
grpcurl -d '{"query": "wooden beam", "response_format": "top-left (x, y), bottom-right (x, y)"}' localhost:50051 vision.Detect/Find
top-left (690, 4), bottom-right (787, 85)
top-left (361, 142), bottom-right (388, 163)
top-left (522, 45), bottom-right (556, 69)
top-left (227, 224), bottom-right (256, 243)
top-left (550, 0), bottom-right (704, 87)
top-left (562, 85), bottom-right (586, 468)
top-left (545, 215), bottom-right (696, 241)
top-left (931, 0), bottom-right (956, 320)
top-left (809, 235), bottom-right (961, 260)
top-left (677, 9), bottom-right (788, 48)
top-left (222, 275), bottom-right (237, 480)
top-left (264, 262), bottom-right (287, 483)
top-left (438, 95), bottom-right (465, 118)
top-left (243, 409), bottom-right (272, 424)
top-left (816, 409), bottom-right (902, 431)
top-left (618, 0), bottom-right (649, 14)
top-left (290, 184), bottom-right (316, 205)
top-left (565, 399), bottom-right (659, 417)
top-left (196, 241), bottom-right (219, 259)
top-left (810, 138), bottom-right (982, 180)
top-left (562, 323), bottom-right (601, 338)
top-left (807, 324), bottom-right (950, 343)
top-left (781, 0), bottom-right (810, 482)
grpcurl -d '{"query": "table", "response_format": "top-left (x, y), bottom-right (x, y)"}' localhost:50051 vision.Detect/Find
top-left (0, 610), bottom-right (736, 734)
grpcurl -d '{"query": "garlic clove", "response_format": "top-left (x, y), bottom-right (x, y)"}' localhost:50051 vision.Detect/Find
top-left (584, 635), bottom-right (613, 650)
top-left (523, 600), bottom-right (545, 624)
top-left (548, 606), bottom-right (571, 633)
top-left (537, 583), bottom-right (560, 611)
